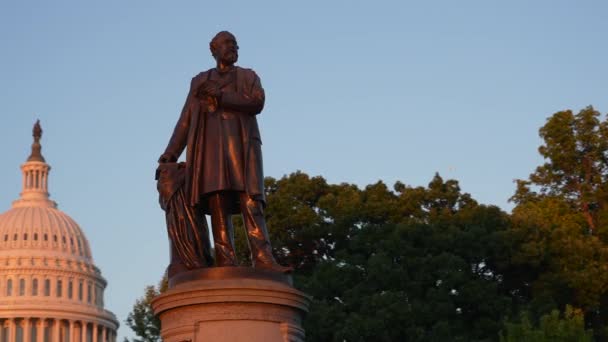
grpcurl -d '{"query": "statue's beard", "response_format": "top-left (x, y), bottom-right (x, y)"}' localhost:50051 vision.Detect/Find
top-left (222, 51), bottom-right (238, 65)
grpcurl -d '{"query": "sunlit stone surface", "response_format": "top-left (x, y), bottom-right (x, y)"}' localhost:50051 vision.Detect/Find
top-left (0, 122), bottom-right (119, 342)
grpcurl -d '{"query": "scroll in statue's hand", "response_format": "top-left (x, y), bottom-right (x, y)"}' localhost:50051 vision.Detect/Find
top-left (196, 80), bottom-right (221, 99)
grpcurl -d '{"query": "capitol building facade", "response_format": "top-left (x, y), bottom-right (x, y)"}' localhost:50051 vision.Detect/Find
top-left (0, 122), bottom-right (118, 342)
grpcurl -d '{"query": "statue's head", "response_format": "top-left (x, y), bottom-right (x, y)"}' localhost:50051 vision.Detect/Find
top-left (210, 31), bottom-right (239, 66)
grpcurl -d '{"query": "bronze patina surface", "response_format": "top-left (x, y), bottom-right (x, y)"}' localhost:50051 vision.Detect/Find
top-left (158, 31), bottom-right (291, 277)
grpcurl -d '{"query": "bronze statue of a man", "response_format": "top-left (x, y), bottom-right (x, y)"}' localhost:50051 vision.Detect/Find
top-left (159, 31), bottom-right (290, 273)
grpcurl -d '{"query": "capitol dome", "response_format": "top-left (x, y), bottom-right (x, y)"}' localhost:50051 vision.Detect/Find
top-left (0, 121), bottom-right (118, 342)
top-left (0, 207), bottom-right (93, 261)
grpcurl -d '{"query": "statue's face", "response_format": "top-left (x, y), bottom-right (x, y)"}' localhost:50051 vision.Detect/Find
top-left (213, 33), bottom-right (239, 66)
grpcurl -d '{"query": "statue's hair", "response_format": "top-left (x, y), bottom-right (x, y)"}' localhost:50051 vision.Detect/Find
top-left (209, 31), bottom-right (236, 57)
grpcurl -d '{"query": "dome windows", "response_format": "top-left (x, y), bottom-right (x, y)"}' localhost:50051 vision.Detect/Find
top-left (56, 279), bottom-right (62, 297)
top-left (68, 279), bottom-right (73, 299)
top-left (0, 208), bottom-right (93, 260)
top-left (44, 279), bottom-right (50, 296)
top-left (32, 278), bottom-right (38, 296)
top-left (19, 278), bottom-right (25, 296)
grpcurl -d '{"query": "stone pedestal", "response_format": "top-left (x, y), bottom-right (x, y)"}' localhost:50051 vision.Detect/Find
top-left (151, 267), bottom-right (311, 342)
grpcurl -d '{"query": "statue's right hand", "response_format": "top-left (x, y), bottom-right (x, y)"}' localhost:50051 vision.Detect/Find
top-left (158, 153), bottom-right (177, 163)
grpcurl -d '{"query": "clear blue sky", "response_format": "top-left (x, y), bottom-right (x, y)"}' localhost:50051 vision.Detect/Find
top-left (1, 1), bottom-right (607, 340)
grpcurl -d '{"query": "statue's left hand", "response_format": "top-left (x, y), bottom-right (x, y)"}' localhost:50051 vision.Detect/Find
top-left (158, 153), bottom-right (177, 163)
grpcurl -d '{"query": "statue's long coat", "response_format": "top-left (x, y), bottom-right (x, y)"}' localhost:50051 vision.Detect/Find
top-left (163, 66), bottom-right (266, 213)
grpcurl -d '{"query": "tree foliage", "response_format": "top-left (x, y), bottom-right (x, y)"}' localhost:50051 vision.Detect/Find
top-left (509, 107), bottom-right (608, 339)
top-left (125, 106), bottom-right (608, 341)
top-left (298, 174), bottom-right (513, 341)
top-left (512, 106), bottom-right (608, 233)
top-left (500, 306), bottom-right (593, 342)
top-left (124, 275), bottom-right (167, 342)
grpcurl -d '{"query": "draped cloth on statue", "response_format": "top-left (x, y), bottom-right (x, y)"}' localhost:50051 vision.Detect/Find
top-left (163, 67), bottom-right (266, 214)
top-left (156, 162), bottom-right (213, 269)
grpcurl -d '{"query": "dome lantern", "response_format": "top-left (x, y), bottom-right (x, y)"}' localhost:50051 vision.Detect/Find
top-left (12, 120), bottom-right (57, 209)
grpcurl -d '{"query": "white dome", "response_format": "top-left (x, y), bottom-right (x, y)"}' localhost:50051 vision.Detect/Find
top-left (0, 206), bottom-right (93, 261)
top-left (0, 122), bottom-right (118, 342)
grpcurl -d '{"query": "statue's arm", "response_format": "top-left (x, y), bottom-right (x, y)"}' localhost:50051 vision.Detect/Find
top-left (161, 80), bottom-right (195, 162)
top-left (220, 72), bottom-right (265, 115)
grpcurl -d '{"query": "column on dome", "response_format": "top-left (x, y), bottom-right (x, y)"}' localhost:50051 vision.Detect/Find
top-left (8, 318), bottom-right (16, 342)
top-left (80, 322), bottom-right (87, 342)
top-left (52, 319), bottom-right (60, 342)
top-left (22, 318), bottom-right (31, 342)
top-left (92, 323), bottom-right (98, 342)
top-left (0, 320), bottom-right (3, 342)
top-left (37, 319), bottom-right (45, 342)
top-left (61, 320), bottom-right (68, 342)
top-left (69, 321), bottom-right (75, 342)
top-left (101, 326), bottom-right (107, 342)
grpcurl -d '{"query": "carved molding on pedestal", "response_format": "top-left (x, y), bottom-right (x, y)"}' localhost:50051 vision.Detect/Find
top-left (152, 268), bottom-right (311, 342)
top-left (280, 323), bottom-right (305, 342)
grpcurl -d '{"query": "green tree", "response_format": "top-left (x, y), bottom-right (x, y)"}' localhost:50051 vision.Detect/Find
top-left (512, 106), bottom-right (608, 233)
top-left (129, 172), bottom-right (520, 341)
top-left (510, 106), bottom-right (608, 339)
top-left (500, 305), bottom-right (593, 342)
top-left (302, 175), bottom-right (514, 342)
top-left (124, 275), bottom-right (168, 342)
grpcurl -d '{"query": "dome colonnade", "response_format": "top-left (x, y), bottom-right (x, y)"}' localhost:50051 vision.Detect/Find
top-left (0, 121), bottom-right (118, 341)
